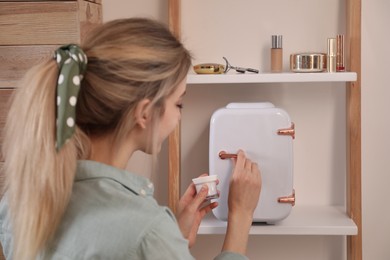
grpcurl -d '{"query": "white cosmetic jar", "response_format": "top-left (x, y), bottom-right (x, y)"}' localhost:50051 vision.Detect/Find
top-left (192, 175), bottom-right (219, 199)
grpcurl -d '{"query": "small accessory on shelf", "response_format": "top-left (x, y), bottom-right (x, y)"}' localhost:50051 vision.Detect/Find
top-left (336, 34), bottom-right (345, 72)
top-left (327, 38), bottom-right (337, 72)
top-left (290, 53), bottom-right (327, 72)
top-left (193, 63), bottom-right (225, 74)
top-left (223, 57), bottom-right (259, 74)
top-left (271, 35), bottom-right (283, 72)
top-left (54, 44), bottom-right (88, 151)
top-left (193, 57), bottom-right (259, 74)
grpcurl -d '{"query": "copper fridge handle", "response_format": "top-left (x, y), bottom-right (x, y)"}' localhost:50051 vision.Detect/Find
top-left (219, 151), bottom-right (237, 160)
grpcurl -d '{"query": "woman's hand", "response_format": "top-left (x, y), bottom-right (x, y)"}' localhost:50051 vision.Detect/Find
top-left (176, 174), bottom-right (218, 248)
top-left (228, 150), bottom-right (261, 217)
top-left (221, 149), bottom-right (262, 255)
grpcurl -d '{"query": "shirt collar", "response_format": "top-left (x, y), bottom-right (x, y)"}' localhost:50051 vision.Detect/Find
top-left (76, 160), bottom-right (154, 197)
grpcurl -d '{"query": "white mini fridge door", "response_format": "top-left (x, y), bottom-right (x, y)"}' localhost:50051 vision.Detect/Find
top-left (209, 103), bottom-right (295, 224)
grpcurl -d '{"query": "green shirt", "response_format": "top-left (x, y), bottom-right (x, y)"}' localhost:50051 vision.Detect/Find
top-left (0, 160), bottom-right (247, 260)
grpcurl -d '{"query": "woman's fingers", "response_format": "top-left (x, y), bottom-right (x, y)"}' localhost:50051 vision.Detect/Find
top-left (233, 150), bottom-right (246, 169)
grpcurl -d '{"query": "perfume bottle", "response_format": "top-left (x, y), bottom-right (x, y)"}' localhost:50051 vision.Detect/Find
top-left (327, 38), bottom-right (336, 73)
top-left (271, 35), bottom-right (283, 72)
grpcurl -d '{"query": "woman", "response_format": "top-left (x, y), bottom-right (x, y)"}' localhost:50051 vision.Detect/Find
top-left (0, 18), bottom-right (261, 259)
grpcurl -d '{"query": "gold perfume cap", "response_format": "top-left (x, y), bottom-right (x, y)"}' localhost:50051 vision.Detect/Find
top-left (327, 38), bottom-right (336, 56)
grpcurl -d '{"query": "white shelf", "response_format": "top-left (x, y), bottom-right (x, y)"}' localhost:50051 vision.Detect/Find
top-left (198, 206), bottom-right (357, 235)
top-left (187, 72), bottom-right (357, 84)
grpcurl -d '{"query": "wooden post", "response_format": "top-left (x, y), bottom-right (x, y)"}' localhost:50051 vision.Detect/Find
top-left (346, 0), bottom-right (362, 259)
top-left (168, 0), bottom-right (181, 214)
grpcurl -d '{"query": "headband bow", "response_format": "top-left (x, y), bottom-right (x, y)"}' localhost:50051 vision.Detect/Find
top-left (54, 44), bottom-right (87, 151)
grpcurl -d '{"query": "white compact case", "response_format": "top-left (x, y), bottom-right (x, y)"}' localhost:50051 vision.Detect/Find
top-left (209, 102), bottom-right (295, 224)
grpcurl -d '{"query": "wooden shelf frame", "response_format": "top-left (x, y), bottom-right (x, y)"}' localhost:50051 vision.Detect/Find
top-left (346, 0), bottom-right (362, 259)
top-left (167, 0), bottom-right (362, 259)
top-left (167, 0), bottom-right (181, 216)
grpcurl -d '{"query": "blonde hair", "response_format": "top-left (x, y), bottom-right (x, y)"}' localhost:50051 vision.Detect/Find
top-left (2, 18), bottom-right (191, 259)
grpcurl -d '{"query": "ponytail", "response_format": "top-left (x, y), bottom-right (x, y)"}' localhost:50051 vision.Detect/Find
top-left (2, 60), bottom-right (86, 259)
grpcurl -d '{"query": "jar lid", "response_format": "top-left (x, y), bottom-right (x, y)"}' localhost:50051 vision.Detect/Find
top-left (192, 175), bottom-right (218, 185)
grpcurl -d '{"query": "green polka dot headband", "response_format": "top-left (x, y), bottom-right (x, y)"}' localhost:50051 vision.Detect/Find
top-left (54, 44), bottom-right (87, 151)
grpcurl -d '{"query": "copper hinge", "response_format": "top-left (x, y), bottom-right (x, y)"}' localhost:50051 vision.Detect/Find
top-left (277, 122), bottom-right (295, 139)
top-left (278, 189), bottom-right (296, 206)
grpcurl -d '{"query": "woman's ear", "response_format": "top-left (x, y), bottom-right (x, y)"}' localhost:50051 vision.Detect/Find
top-left (134, 99), bottom-right (151, 129)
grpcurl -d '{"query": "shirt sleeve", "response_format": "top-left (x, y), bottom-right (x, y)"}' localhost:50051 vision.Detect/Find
top-left (135, 208), bottom-right (249, 260)
top-left (214, 251), bottom-right (249, 260)
top-left (135, 209), bottom-right (195, 260)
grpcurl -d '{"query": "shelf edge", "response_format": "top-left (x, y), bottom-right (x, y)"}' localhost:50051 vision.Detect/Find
top-left (198, 205), bottom-right (358, 236)
top-left (187, 72), bottom-right (357, 84)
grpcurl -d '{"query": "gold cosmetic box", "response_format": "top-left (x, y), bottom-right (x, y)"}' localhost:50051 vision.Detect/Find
top-left (290, 53), bottom-right (327, 72)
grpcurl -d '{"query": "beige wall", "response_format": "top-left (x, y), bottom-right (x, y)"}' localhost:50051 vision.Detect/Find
top-left (361, 1), bottom-right (390, 259)
top-left (102, 0), bottom-right (390, 259)
top-left (103, 0), bottom-right (167, 23)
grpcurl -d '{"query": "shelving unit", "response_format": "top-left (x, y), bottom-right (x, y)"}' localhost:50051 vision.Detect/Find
top-left (190, 72), bottom-right (358, 237)
top-left (168, 0), bottom-right (361, 259)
